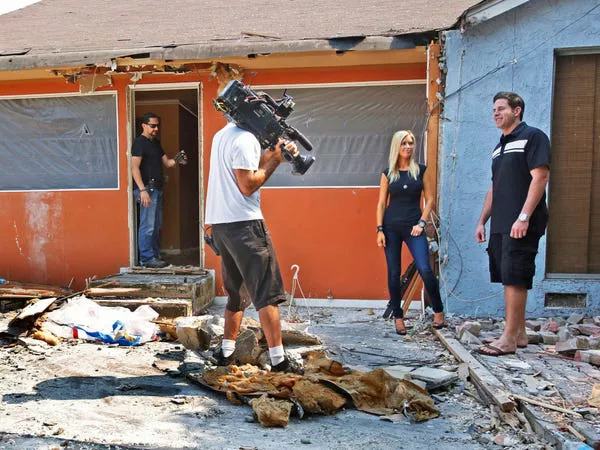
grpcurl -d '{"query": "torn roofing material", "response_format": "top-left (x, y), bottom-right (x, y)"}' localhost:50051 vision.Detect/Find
top-left (0, 0), bottom-right (482, 71)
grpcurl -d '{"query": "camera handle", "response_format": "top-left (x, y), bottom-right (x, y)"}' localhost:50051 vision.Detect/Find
top-left (285, 127), bottom-right (313, 151)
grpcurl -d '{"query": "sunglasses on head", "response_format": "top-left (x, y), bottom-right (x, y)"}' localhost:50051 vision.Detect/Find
top-left (146, 123), bottom-right (159, 129)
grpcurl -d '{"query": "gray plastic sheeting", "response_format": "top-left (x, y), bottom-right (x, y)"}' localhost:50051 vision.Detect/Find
top-left (0, 94), bottom-right (118, 191)
top-left (262, 84), bottom-right (427, 187)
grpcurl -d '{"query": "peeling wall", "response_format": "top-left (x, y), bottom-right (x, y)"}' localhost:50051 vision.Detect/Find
top-left (438, 0), bottom-right (600, 317)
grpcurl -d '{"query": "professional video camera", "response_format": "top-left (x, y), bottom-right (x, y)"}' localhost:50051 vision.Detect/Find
top-left (213, 80), bottom-right (315, 175)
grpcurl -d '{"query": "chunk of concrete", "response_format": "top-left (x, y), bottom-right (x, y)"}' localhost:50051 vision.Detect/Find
top-left (574, 324), bottom-right (600, 337)
top-left (556, 337), bottom-right (590, 356)
top-left (175, 315), bottom-right (215, 351)
top-left (567, 313), bottom-right (585, 325)
top-left (382, 365), bottom-right (414, 379)
top-left (525, 320), bottom-right (542, 332)
top-left (502, 359), bottom-right (533, 373)
top-left (525, 328), bottom-right (541, 344)
top-left (539, 331), bottom-right (558, 345)
top-left (478, 320), bottom-right (498, 332)
top-left (544, 320), bottom-right (561, 333)
top-left (457, 321), bottom-right (481, 338)
top-left (460, 330), bottom-right (482, 345)
top-left (557, 328), bottom-right (573, 342)
top-left (234, 328), bottom-right (263, 364)
top-left (523, 374), bottom-right (553, 391)
top-left (410, 367), bottom-right (458, 390)
top-left (575, 350), bottom-right (600, 366)
top-left (589, 337), bottom-right (600, 350)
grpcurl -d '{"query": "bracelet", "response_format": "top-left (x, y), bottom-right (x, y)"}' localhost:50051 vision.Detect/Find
top-left (417, 219), bottom-right (427, 228)
top-left (139, 188), bottom-right (146, 192)
top-left (377, 225), bottom-right (384, 232)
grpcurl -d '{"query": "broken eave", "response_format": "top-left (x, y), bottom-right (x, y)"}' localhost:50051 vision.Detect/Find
top-left (0, 34), bottom-right (432, 73)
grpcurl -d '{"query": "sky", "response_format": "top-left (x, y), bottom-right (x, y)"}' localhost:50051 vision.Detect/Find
top-left (0, 0), bottom-right (40, 15)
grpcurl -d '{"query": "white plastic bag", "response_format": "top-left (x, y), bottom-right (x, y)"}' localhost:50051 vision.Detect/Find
top-left (44, 295), bottom-right (158, 345)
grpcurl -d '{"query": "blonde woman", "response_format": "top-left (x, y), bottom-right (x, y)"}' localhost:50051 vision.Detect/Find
top-left (376, 130), bottom-right (446, 334)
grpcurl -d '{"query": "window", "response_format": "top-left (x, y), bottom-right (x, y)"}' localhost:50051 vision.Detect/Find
top-left (260, 84), bottom-right (427, 187)
top-left (0, 94), bottom-right (118, 191)
top-left (546, 53), bottom-right (600, 274)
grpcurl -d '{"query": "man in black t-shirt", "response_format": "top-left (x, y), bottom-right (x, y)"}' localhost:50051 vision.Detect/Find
top-left (131, 112), bottom-right (186, 268)
top-left (474, 92), bottom-right (551, 356)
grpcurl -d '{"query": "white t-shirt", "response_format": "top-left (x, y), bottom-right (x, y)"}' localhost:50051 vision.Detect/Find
top-left (205, 123), bottom-right (264, 224)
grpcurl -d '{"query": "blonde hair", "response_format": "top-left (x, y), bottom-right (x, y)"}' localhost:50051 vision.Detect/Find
top-left (387, 130), bottom-right (420, 183)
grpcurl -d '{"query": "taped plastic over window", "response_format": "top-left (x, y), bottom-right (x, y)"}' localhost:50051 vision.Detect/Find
top-left (261, 84), bottom-right (427, 187)
top-left (0, 94), bottom-right (118, 191)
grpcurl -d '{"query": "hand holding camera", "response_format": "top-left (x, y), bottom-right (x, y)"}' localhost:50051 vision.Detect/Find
top-left (174, 150), bottom-right (188, 165)
top-left (271, 139), bottom-right (299, 163)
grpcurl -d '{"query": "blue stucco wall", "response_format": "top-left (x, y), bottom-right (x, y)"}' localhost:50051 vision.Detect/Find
top-left (438, 0), bottom-right (600, 317)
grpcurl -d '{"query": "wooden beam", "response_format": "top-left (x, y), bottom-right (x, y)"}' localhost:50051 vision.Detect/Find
top-left (511, 394), bottom-right (582, 418)
top-left (434, 329), bottom-right (515, 412)
top-left (426, 42), bottom-right (441, 208)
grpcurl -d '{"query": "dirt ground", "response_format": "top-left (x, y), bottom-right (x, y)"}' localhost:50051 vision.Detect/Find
top-left (0, 305), bottom-right (547, 449)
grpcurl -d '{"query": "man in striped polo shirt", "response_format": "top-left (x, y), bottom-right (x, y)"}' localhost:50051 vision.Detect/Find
top-left (475, 91), bottom-right (551, 356)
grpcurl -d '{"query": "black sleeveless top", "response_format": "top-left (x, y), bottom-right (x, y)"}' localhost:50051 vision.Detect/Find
top-left (382, 164), bottom-right (426, 227)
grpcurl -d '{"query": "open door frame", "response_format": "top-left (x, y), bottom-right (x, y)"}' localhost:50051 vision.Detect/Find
top-left (126, 82), bottom-right (205, 268)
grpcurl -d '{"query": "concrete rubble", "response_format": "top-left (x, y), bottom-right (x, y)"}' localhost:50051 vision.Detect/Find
top-left (0, 298), bottom-right (553, 449)
top-left (448, 313), bottom-right (600, 449)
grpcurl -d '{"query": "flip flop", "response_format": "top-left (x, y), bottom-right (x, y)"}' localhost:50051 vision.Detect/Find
top-left (482, 337), bottom-right (527, 348)
top-left (432, 321), bottom-right (448, 329)
top-left (476, 344), bottom-right (516, 357)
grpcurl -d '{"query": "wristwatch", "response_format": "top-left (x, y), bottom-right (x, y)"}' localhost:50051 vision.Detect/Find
top-left (377, 225), bottom-right (384, 232)
top-left (518, 213), bottom-right (529, 222)
top-left (417, 219), bottom-right (427, 228)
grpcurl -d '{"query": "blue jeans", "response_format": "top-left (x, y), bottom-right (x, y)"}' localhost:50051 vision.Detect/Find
top-left (384, 224), bottom-right (443, 318)
top-left (134, 188), bottom-right (163, 263)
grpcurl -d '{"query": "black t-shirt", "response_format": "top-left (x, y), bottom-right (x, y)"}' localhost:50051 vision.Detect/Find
top-left (490, 122), bottom-right (551, 235)
top-left (382, 164), bottom-right (426, 227)
top-left (132, 135), bottom-right (165, 190)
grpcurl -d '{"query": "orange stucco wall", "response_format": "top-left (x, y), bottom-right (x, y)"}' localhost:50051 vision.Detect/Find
top-left (203, 65), bottom-right (427, 300)
top-left (0, 62), bottom-right (425, 298)
top-left (0, 78), bottom-right (131, 288)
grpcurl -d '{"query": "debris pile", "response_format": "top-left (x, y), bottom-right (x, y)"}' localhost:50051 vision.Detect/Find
top-left (0, 279), bottom-right (71, 313)
top-left (190, 351), bottom-right (439, 427)
top-left (1, 295), bottom-right (160, 347)
top-left (450, 314), bottom-right (600, 448)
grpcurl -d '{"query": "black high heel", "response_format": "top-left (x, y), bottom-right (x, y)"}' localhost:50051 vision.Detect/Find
top-left (395, 318), bottom-right (407, 335)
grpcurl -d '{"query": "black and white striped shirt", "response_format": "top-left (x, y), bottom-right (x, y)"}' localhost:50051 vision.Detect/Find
top-left (490, 122), bottom-right (551, 235)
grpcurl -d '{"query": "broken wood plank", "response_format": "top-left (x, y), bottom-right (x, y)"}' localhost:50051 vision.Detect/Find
top-left (571, 420), bottom-right (600, 449)
top-left (84, 287), bottom-right (142, 296)
top-left (0, 281), bottom-right (71, 299)
top-left (511, 394), bottom-right (583, 418)
top-left (10, 297), bottom-right (56, 323)
top-left (92, 298), bottom-right (192, 319)
top-left (434, 329), bottom-right (515, 412)
top-left (130, 266), bottom-right (208, 276)
top-left (519, 401), bottom-right (575, 449)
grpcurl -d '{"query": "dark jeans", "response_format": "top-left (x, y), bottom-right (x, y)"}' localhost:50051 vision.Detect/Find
top-left (384, 225), bottom-right (443, 318)
top-left (134, 188), bottom-right (163, 263)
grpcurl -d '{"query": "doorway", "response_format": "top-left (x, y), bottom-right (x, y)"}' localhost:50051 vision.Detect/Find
top-left (130, 86), bottom-right (202, 267)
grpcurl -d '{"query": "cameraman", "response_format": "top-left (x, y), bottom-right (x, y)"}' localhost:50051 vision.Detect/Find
top-left (205, 121), bottom-right (299, 372)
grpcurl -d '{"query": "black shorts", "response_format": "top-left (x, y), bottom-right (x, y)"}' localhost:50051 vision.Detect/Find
top-left (487, 233), bottom-right (541, 290)
top-left (212, 220), bottom-right (286, 312)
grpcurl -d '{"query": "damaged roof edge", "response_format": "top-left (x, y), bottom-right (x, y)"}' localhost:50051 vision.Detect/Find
top-left (0, 35), bottom-right (430, 72)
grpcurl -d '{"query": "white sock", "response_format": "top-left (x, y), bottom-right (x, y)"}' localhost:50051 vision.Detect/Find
top-left (222, 339), bottom-right (236, 357)
top-left (269, 345), bottom-right (285, 366)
